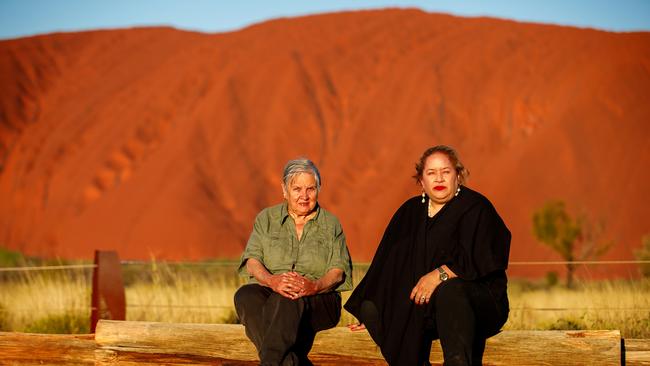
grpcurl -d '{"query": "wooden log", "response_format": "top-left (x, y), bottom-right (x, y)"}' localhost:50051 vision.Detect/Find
top-left (94, 348), bottom-right (386, 366)
top-left (0, 326), bottom-right (635, 366)
top-left (0, 327), bottom-right (636, 366)
top-left (0, 332), bottom-right (95, 365)
top-left (0, 331), bottom-right (254, 366)
top-left (479, 330), bottom-right (621, 366)
top-left (95, 321), bottom-right (258, 361)
top-left (94, 348), bottom-right (258, 366)
top-left (625, 338), bottom-right (650, 366)
top-left (94, 321), bottom-right (385, 364)
top-left (95, 320), bottom-right (622, 365)
top-left (313, 328), bottom-right (623, 365)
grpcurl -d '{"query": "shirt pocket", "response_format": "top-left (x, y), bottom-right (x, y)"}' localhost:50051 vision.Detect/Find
top-left (267, 230), bottom-right (291, 249)
top-left (264, 232), bottom-right (293, 271)
top-left (312, 238), bottom-right (332, 259)
top-left (301, 235), bottom-right (331, 271)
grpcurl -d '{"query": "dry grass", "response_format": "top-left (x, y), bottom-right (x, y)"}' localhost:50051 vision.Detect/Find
top-left (506, 278), bottom-right (650, 338)
top-left (1, 262), bottom-right (649, 338)
top-left (123, 261), bottom-right (245, 324)
top-left (124, 261), bottom-right (368, 327)
top-left (0, 269), bottom-right (91, 333)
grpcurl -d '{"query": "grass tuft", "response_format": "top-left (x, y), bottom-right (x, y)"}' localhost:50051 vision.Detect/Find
top-left (542, 317), bottom-right (587, 331)
top-left (24, 313), bottom-right (89, 334)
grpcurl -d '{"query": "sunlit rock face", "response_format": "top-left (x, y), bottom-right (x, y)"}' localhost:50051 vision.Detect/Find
top-left (1, 9), bottom-right (649, 277)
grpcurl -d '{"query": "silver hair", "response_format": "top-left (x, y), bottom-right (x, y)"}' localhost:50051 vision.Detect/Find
top-left (282, 158), bottom-right (321, 192)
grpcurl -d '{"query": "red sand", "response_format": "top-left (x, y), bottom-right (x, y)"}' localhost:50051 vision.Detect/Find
top-left (1, 10), bottom-right (649, 277)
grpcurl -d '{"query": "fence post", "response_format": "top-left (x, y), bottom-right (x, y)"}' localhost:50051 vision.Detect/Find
top-left (90, 250), bottom-right (125, 333)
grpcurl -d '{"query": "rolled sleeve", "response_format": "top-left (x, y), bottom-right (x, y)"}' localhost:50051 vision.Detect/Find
top-left (328, 221), bottom-right (353, 291)
top-left (237, 211), bottom-right (268, 277)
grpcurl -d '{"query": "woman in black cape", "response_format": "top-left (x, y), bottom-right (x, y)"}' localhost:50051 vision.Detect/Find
top-left (344, 146), bottom-right (511, 366)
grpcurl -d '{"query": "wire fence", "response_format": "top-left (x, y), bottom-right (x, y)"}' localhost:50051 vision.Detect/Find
top-left (0, 264), bottom-right (97, 272)
top-left (1, 260), bottom-right (650, 313)
top-left (2, 259), bottom-right (650, 272)
top-left (509, 260), bottom-right (650, 265)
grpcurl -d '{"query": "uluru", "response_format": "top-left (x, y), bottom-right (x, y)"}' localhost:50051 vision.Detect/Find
top-left (1, 9), bottom-right (649, 277)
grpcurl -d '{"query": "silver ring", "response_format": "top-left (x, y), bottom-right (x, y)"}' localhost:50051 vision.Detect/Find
top-left (420, 296), bottom-right (426, 300)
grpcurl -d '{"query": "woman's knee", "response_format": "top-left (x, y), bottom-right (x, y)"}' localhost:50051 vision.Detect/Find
top-left (234, 284), bottom-right (267, 309)
top-left (359, 300), bottom-right (379, 322)
top-left (434, 278), bottom-right (471, 310)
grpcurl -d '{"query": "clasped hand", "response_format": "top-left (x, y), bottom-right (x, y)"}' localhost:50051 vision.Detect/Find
top-left (269, 271), bottom-right (317, 299)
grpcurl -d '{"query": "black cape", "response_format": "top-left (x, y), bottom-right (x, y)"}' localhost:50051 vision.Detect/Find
top-left (344, 187), bottom-right (511, 365)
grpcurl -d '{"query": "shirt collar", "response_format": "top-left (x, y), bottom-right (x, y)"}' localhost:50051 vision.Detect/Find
top-left (280, 202), bottom-right (321, 224)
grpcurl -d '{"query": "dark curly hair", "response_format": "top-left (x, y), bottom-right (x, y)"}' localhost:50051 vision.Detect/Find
top-left (413, 145), bottom-right (469, 185)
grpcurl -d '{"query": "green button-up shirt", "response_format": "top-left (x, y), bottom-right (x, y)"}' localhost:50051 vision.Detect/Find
top-left (238, 203), bottom-right (353, 292)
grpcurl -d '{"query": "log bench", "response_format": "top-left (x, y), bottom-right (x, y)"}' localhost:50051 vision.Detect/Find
top-left (93, 320), bottom-right (624, 365)
top-left (1, 320), bottom-right (649, 365)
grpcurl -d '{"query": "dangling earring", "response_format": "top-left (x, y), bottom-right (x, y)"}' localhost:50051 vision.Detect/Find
top-left (455, 186), bottom-right (461, 197)
top-left (421, 191), bottom-right (426, 203)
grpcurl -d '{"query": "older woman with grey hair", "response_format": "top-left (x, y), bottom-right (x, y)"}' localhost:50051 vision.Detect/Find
top-left (235, 158), bottom-right (353, 366)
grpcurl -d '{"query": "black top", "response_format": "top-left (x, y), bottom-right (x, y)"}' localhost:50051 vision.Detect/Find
top-left (344, 186), bottom-right (511, 365)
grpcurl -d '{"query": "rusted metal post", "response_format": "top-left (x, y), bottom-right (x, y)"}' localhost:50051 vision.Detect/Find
top-left (90, 250), bottom-right (125, 333)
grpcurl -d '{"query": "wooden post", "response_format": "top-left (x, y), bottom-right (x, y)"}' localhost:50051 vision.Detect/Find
top-left (90, 251), bottom-right (125, 333)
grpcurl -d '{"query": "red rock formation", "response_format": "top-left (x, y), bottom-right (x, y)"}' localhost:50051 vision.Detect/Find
top-left (1, 9), bottom-right (649, 277)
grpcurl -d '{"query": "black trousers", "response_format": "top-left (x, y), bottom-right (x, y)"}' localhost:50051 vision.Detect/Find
top-left (234, 284), bottom-right (341, 366)
top-left (360, 278), bottom-right (508, 366)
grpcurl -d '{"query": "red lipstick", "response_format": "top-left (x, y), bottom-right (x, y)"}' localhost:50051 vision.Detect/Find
top-left (434, 186), bottom-right (446, 191)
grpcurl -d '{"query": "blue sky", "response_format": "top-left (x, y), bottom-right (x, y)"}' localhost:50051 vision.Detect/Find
top-left (1, 0), bottom-right (649, 40)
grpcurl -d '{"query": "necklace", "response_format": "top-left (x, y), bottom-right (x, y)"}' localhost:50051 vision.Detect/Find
top-left (427, 200), bottom-right (435, 218)
top-left (427, 186), bottom-right (461, 218)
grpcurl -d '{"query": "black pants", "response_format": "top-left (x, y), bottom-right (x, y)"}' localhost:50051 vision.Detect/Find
top-left (234, 284), bottom-right (341, 366)
top-left (360, 278), bottom-right (508, 366)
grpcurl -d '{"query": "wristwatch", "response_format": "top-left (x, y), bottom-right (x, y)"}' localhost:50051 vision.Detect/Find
top-left (437, 267), bottom-right (449, 282)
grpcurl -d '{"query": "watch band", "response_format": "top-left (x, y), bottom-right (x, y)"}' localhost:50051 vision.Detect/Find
top-left (437, 266), bottom-right (449, 281)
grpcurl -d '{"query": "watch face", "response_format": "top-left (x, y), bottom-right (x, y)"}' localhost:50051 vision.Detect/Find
top-left (440, 272), bottom-right (449, 281)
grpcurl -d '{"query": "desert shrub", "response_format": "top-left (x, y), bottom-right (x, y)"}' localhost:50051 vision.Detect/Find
top-left (532, 201), bottom-right (581, 288)
top-left (508, 278), bottom-right (547, 293)
top-left (545, 271), bottom-right (559, 288)
top-left (0, 247), bottom-right (25, 267)
top-left (542, 316), bottom-right (587, 330)
top-left (532, 201), bottom-right (610, 288)
top-left (24, 313), bottom-right (89, 334)
top-left (590, 315), bottom-right (650, 339)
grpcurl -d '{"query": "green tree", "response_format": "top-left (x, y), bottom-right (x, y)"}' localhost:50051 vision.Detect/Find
top-left (532, 201), bottom-right (611, 288)
top-left (533, 201), bottom-right (581, 288)
top-left (634, 234), bottom-right (650, 278)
